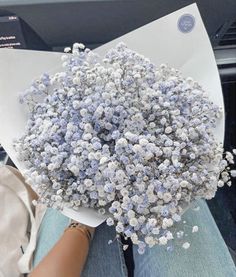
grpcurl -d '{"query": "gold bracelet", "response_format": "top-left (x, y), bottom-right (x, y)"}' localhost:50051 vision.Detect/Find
top-left (64, 223), bottom-right (92, 243)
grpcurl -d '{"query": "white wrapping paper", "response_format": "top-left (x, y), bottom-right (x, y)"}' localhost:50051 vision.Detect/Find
top-left (0, 3), bottom-right (224, 226)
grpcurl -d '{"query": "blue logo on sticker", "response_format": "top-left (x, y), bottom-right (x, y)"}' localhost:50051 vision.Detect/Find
top-left (178, 14), bottom-right (195, 33)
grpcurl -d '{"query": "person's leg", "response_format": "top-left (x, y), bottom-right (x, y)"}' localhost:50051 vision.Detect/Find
top-left (133, 200), bottom-right (236, 277)
top-left (82, 222), bottom-right (128, 277)
top-left (33, 208), bottom-right (128, 277)
top-left (33, 208), bottom-right (70, 267)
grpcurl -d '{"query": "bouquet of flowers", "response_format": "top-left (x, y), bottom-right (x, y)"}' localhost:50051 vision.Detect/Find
top-left (13, 42), bottom-right (236, 254)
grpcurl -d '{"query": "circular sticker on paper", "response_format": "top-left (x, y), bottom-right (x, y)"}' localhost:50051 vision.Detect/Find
top-left (178, 14), bottom-right (195, 33)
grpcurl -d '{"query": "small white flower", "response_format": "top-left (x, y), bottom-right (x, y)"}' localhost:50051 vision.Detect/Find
top-left (123, 245), bottom-right (129, 251)
top-left (177, 231), bottom-right (184, 239)
top-left (106, 217), bottom-right (114, 226)
top-left (56, 189), bottom-right (63, 195)
top-left (182, 242), bottom-right (190, 249)
top-left (131, 233), bottom-right (139, 244)
top-left (129, 218), bottom-right (138, 227)
top-left (64, 47), bottom-right (71, 53)
top-left (73, 42), bottom-right (85, 49)
top-left (116, 223), bottom-right (124, 233)
top-left (145, 236), bottom-right (155, 247)
top-left (217, 180), bottom-right (224, 187)
top-left (159, 236), bottom-right (168, 245)
top-left (163, 192), bottom-right (172, 203)
top-left (165, 126), bottom-right (172, 134)
top-left (127, 210), bottom-right (135, 218)
top-left (227, 181), bottom-right (232, 187)
top-left (192, 226), bottom-right (199, 233)
top-left (180, 181), bottom-right (188, 187)
top-left (100, 157), bottom-right (108, 164)
top-left (139, 138), bottom-right (149, 146)
top-left (72, 100), bottom-right (80, 109)
top-left (84, 179), bottom-right (93, 187)
top-left (230, 170), bottom-right (236, 178)
top-left (152, 227), bottom-right (160, 235)
top-left (166, 231), bottom-right (174, 240)
top-left (32, 200), bottom-right (38, 206)
top-left (117, 138), bottom-right (128, 146)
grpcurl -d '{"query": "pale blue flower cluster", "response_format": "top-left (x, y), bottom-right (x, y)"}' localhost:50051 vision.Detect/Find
top-left (14, 42), bottom-right (235, 254)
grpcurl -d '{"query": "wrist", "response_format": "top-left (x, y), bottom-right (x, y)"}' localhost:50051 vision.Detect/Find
top-left (68, 220), bottom-right (95, 241)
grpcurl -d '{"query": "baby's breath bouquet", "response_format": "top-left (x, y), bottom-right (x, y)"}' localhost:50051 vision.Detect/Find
top-left (14, 43), bottom-right (236, 254)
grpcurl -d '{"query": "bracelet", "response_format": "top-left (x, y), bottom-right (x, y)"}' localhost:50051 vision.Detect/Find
top-left (64, 222), bottom-right (92, 243)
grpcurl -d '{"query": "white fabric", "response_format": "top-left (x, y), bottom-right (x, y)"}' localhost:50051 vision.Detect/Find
top-left (0, 166), bottom-right (46, 276)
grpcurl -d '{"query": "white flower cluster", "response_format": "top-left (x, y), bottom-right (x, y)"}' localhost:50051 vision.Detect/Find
top-left (14, 42), bottom-right (235, 254)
